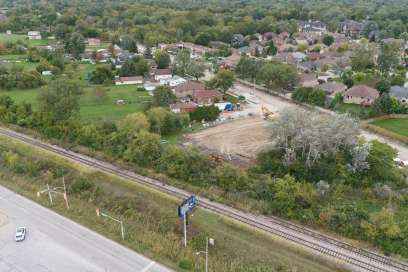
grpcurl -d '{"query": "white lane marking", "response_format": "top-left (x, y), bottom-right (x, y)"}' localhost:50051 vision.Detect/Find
top-left (140, 261), bottom-right (155, 272)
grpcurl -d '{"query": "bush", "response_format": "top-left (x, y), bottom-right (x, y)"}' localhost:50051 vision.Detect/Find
top-left (292, 87), bottom-right (326, 106)
top-left (70, 178), bottom-right (93, 193)
top-left (178, 258), bottom-right (193, 270)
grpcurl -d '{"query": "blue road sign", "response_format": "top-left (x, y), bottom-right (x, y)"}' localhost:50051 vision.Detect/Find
top-left (178, 195), bottom-right (196, 217)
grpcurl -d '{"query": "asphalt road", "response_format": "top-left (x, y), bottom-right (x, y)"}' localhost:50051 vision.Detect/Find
top-left (0, 185), bottom-right (170, 272)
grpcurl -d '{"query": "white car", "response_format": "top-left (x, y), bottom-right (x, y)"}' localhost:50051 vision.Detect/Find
top-left (15, 227), bottom-right (26, 242)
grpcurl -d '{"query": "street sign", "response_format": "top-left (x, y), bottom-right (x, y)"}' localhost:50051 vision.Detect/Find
top-left (178, 195), bottom-right (196, 217)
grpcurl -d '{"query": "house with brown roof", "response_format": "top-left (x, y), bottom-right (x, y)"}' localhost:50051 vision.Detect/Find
top-left (317, 81), bottom-right (347, 97)
top-left (193, 89), bottom-right (223, 104)
top-left (151, 68), bottom-right (172, 81)
top-left (170, 102), bottom-right (198, 113)
top-left (343, 85), bottom-right (379, 106)
top-left (173, 81), bottom-right (206, 98)
top-left (300, 73), bottom-right (319, 87)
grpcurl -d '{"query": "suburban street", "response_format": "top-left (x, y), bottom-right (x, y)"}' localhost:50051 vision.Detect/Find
top-left (231, 81), bottom-right (408, 161)
top-left (0, 185), bottom-right (169, 272)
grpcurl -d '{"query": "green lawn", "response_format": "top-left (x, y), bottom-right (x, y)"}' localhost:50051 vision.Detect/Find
top-left (371, 118), bottom-right (408, 137)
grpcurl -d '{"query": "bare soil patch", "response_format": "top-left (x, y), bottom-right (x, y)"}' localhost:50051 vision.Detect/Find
top-left (184, 117), bottom-right (272, 165)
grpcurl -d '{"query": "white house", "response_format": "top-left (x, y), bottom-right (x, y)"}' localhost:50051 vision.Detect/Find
top-left (27, 31), bottom-right (42, 40)
top-left (114, 76), bottom-right (144, 86)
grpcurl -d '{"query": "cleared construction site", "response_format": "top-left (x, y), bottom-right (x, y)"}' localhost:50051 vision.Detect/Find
top-left (184, 116), bottom-right (272, 165)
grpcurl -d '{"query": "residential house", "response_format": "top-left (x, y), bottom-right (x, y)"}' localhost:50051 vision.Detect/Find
top-left (151, 68), bottom-right (172, 81)
top-left (317, 81), bottom-right (347, 97)
top-left (339, 20), bottom-right (365, 39)
top-left (307, 52), bottom-right (321, 61)
top-left (343, 85), bottom-right (379, 106)
top-left (299, 20), bottom-right (327, 34)
top-left (300, 73), bottom-right (319, 87)
top-left (80, 52), bottom-right (94, 63)
top-left (170, 102), bottom-right (198, 113)
top-left (390, 86), bottom-right (408, 103)
top-left (87, 38), bottom-right (101, 47)
top-left (173, 81), bottom-right (206, 98)
top-left (298, 61), bottom-right (320, 72)
top-left (114, 76), bottom-right (144, 85)
top-left (292, 52), bottom-right (307, 63)
top-left (181, 42), bottom-right (215, 58)
top-left (27, 31), bottom-right (41, 40)
top-left (263, 32), bottom-right (275, 41)
top-left (192, 89), bottom-right (223, 104)
top-left (160, 75), bottom-right (186, 87)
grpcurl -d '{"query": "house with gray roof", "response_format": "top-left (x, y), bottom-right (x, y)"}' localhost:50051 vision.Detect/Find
top-left (390, 86), bottom-right (408, 103)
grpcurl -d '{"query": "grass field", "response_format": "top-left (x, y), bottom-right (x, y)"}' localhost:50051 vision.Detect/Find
top-left (0, 33), bottom-right (49, 47)
top-left (0, 134), bottom-right (343, 272)
top-left (79, 85), bottom-right (151, 122)
top-left (371, 118), bottom-right (408, 137)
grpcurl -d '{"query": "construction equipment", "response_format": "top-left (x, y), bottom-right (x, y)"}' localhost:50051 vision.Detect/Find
top-left (261, 105), bottom-right (274, 120)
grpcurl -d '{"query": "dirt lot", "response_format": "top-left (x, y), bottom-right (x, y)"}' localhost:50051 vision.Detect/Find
top-left (185, 117), bottom-right (272, 164)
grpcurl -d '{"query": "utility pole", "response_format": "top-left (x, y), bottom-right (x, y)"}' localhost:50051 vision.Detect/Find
top-left (183, 212), bottom-right (187, 247)
top-left (96, 208), bottom-right (125, 240)
top-left (197, 237), bottom-right (214, 272)
top-left (38, 177), bottom-right (69, 209)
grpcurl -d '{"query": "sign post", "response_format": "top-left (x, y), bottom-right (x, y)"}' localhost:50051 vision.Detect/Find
top-left (178, 195), bottom-right (196, 247)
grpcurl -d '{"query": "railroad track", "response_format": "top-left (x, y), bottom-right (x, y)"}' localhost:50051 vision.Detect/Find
top-left (1, 127), bottom-right (407, 272)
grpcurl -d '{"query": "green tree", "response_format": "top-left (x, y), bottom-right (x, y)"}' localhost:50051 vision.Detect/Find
top-left (153, 86), bottom-right (176, 107)
top-left (187, 60), bottom-right (205, 80)
top-left (350, 40), bottom-right (375, 71)
top-left (367, 140), bottom-right (402, 184)
top-left (155, 50), bottom-right (171, 69)
top-left (209, 69), bottom-right (234, 94)
top-left (378, 42), bottom-right (400, 73)
top-left (38, 79), bottom-right (83, 122)
top-left (118, 112), bottom-right (150, 138)
top-left (258, 63), bottom-right (298, 91)
top-left (189, 105), bottom-right (220, 121)
top-left (64, 32), bottom-right (86, 59)
top-left (124, 130), bottom-right (162, 166)
top-left (195, 32), bottom-right (211, 46)
top-left (322, 34), bottom-right (334, 46)
top-left (265, 40), bottom-right (277, 56)
top-left (292, 87), bottom-right (326, 106)
top-left (175, 49), bottom-right (191, 76)
top-left (89, 65), bottom-right (113, 84)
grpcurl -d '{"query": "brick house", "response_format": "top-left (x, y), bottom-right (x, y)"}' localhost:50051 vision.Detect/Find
top-left (343, 85), bottom-right (379, 106)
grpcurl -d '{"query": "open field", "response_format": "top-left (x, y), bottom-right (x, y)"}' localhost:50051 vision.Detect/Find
top-left (185, 117), bottom-right (271, 162)
top-left (0, 134), bottom-right (342, 272)
top-left (371, 118), bottom-right (408, 137)
top-left (0, 83), bottom-right (151, 122)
